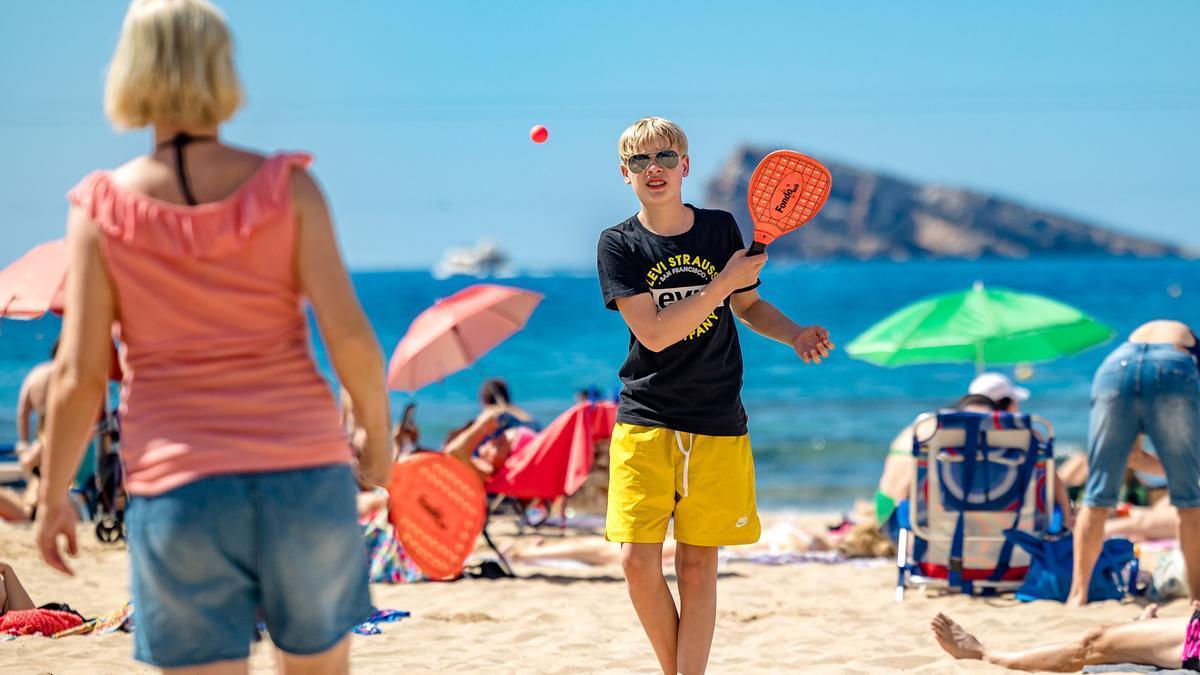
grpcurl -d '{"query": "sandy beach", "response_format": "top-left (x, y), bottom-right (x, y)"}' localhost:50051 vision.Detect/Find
top-left (0, 514), bottom-right (1174, 674)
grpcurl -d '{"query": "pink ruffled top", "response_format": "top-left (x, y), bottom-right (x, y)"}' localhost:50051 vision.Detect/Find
top-left (67, 153), bottom-right (351, 496)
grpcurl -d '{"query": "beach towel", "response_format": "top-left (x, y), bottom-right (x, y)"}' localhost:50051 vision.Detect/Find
top-left (361, 507), bottom-right (425, 583)
top-left (254, 608), bottom-right (410, 638)
top-left (1089, 662), bottom-right (1190, 667)
top-left (351, 609), bottom-right (410, 635)
top-left (50, 601), bottom-right (134, 638)
top-left (92, 598), bottom-right (408, 634)
top-left (1, 608), bottom-right (84, 636)
top-left (719, 550), bottom-right (890, 568)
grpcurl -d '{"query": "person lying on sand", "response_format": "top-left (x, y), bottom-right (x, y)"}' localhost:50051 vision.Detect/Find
top-left (504, 518), bottom-right (889, 568)
top-left (0, 488), bottom-right (30, 523)
top-left (1107, 499), bottom-right (1178, 543)
top-left (0, 562), bottom-right (37, 616)
top-left (931, 603), bottom-right (1200, 672)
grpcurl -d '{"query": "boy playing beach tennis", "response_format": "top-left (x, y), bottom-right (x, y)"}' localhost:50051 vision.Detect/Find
top-left (597, 117), bottom-right (834, 673)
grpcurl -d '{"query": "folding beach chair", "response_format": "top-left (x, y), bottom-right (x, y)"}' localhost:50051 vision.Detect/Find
top-left (895, 410), bottom-right (1055, 600)
top-left (484, 400), bottom-right (616, 534)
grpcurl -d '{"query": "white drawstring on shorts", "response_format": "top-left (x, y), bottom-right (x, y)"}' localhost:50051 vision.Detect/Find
top-left (675, 430), bottom-right (695, 498)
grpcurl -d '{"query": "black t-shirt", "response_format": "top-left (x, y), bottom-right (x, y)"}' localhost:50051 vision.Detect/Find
top-left (596, 205), bottom-right (758, 436)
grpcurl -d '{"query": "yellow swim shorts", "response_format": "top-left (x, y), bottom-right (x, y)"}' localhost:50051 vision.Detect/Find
top-left (606, 423), bottom-right (760, 547)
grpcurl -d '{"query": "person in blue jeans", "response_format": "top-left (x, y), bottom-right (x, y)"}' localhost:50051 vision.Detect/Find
top-left (1069, 320), bottom-right (1200, 606)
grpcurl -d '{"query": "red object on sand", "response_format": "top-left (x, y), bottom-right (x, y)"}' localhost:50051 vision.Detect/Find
top-left (485, 401), bottom-right (616, 500)
top-left (529, 125), bottom-right (548, 143)
top-left (386, 284), bottom-right (542, 392)
top-left (0, 239), bottom-right (67, 318)
top-left (388, 453), bottom-right (487, 581)
top-left (0, 608), bottom-right (84, 636)
top-left (745, 150), bottom-right (831, 254)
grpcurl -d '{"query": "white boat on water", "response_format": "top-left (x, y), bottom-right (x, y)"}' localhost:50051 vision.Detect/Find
top-left (432, 239), bottom-right (516, 280)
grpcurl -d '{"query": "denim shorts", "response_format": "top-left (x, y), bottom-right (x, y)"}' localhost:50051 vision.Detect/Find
top-left (1083, 342), bottom-right (1200, 508)
top-left (126, 464), bottom-right (372, 668)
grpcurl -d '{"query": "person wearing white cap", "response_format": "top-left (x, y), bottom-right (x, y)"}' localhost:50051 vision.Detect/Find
top-left (968, 372), bottom-right (1030, 412)
top-left (877, 374), bottom-right (1037, 527)
top-left (876, 372), bottom-right (1081, 536)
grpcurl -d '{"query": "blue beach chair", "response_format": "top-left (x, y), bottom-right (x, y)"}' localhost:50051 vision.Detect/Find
top-left (895, 410), bottom-right (1056, 600)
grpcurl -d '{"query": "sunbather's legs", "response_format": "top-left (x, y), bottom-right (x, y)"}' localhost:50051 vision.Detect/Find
top-left (931, 612), bottom-right (1187, 672)
top-left (621, 542), bottom-right (678, 674)
top-left (276, 636), bottom-right (350, 675)
top-left (675, 543), bottom-right (718, 675)
top-left (0, 488), bottom-right (28, 522)
top-left (1178, 507), bottom-right (1200, 604)
top-left (1105, 501), bottom-right (1178, 542)
top-left (1057, 452), bottom-right (1089, 489)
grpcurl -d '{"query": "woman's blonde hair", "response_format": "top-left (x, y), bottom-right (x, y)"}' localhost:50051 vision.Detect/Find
top-left (617, 117), bottom-right (689, 161)
top-left (105, 0), bottom-right (243, 129)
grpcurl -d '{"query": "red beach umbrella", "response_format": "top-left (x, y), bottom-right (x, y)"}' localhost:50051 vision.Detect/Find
top-left (0, 239), bottom-right (67, 318)
top-left (387, 284), bottom-right (543, 392)
top-left (0, 238), bottom-right (120, 379)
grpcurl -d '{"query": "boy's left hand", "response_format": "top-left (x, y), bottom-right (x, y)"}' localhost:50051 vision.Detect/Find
top-left (792, 326), bottom-right (834, 365)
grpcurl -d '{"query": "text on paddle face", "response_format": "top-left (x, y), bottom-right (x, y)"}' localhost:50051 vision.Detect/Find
top-left (768, 171), bottom-right (807, 218)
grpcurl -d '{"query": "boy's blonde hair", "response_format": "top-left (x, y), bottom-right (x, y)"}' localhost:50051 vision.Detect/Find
top-left (105, 0), bottom-right (243, 130)
top-left (617, 117), bottom-right (689, 161)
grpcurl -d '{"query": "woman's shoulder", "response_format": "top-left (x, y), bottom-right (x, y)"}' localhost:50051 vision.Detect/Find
top-left (67, 147), bottom-right (313, 259)
top-left (107, 146), bottom-right (274, 199)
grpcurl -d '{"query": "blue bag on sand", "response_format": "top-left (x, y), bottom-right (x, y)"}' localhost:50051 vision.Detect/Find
top-left (1004, 529), bottom-right (1138, 603)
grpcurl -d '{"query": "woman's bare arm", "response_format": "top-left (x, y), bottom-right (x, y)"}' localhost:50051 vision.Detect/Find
top-left (36, 210), bottom-right (115, 574)
top-left (293, 169), bottom-right (392, 487)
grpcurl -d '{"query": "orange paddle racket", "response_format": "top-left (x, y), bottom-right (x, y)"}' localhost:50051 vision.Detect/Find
top-left (745, 150), bottom-right (832, 255)
top-left (388, 453), bottom-right (487, 581)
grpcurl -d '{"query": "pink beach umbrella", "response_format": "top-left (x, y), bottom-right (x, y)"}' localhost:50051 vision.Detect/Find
top-left (387, 284), bottom-right (543, 392)
top-left (0, 239), bottom-right (67, 318)
top-left (0, 238), bottom-right (122, 380)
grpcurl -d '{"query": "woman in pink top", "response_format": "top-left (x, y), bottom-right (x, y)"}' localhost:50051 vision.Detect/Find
top-left (34, 1), bottom-right (391, 671)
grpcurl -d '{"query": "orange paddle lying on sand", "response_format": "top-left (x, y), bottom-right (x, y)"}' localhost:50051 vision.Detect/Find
top-left (745, 150), bottom-right (832, 255)
top-left (388, 453), bottom-right (487, 581)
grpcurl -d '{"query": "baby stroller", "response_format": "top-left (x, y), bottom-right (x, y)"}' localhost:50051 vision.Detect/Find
top-left (72, 410), bottom-right (125, 543)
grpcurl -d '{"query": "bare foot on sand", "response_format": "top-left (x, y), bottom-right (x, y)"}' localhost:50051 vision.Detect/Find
top-left (1136, 603), bottom-right (1159, 621)
top-left (931, 613), bottom-right (985, 661)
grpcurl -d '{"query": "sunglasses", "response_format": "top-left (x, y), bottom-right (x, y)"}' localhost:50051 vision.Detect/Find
top-left (624, 150), bottom-right (680, 174)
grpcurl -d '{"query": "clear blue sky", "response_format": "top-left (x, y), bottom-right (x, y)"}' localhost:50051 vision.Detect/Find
top-left (2, 1), bottom-right (1197, 270)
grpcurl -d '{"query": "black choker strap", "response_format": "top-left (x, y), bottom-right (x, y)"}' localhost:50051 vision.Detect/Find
top-left (155, 133), bottom-right (217, 206)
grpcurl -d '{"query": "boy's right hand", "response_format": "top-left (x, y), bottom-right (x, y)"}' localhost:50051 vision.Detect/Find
top-left (716, 249), bottom-right (767, 294)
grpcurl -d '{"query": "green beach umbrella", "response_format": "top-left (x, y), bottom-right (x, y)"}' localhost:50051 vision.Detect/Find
top-left (846, 281), bottom-right (1115, 373)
